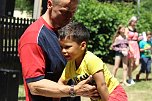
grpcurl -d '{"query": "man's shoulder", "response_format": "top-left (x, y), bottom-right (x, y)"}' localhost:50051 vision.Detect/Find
top-left (26, 18), bottom-right (44, 31)
top-left (19, 18), bottom-right (45, 46)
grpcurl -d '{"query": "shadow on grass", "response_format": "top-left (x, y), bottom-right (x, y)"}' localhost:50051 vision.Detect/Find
top-left (135, 78), bottom-right (152, 82)
top-left (18, 97), bottom-right (25, 101)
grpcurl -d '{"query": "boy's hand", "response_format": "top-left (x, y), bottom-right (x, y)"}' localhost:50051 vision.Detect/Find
top-left (75, 75), bottom-right (99, 98)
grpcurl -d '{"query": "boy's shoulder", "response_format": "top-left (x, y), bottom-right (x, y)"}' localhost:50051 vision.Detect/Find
top-left (85, 51), bottom-right (98, 58)
top-left (85, 51), bottom-right (103, 62)
top-left (139, 40), bottom-right (146, 44)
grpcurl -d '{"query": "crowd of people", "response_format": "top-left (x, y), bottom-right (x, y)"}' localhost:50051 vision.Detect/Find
top-left (111, 16), bottom-right (152, 86)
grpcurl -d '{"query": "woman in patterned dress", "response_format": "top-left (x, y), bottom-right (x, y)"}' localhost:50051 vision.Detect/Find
top-left (125, 16), bottom-right (143, 85)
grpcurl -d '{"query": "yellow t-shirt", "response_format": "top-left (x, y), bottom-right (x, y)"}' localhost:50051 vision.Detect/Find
top-left (61, 51), bottom-right (119, 94)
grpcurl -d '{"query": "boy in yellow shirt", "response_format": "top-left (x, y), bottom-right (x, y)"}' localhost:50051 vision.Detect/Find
top-left (58, 22), bottom-right (128, 101)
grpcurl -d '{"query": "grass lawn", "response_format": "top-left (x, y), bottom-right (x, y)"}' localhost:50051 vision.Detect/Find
top-left (18, 63), bottom-right (152, 101)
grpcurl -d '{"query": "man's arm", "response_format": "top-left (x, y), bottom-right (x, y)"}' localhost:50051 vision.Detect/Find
top-left (28, 76), bottom-right (98, 98)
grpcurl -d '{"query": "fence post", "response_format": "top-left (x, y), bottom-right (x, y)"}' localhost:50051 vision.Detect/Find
top-left (0, 17), bottom-right (2, 61)
top-left (0, 16), bottom-right (35, 100)
top-left (0, 69), bottom-right (20, 101)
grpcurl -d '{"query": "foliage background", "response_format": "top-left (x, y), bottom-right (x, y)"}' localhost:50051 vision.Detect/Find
top-left (73, 0), bottom-right (152, 64)
top-left (15, 0), bottom-right (34, 14)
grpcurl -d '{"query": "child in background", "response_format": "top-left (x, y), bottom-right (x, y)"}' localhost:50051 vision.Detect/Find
top-left (136, 31), bottom-right (152, 81)
top-left (58, 22), bottom-right (128, 101)
top-left (111, 25), bottom-right (130, 86)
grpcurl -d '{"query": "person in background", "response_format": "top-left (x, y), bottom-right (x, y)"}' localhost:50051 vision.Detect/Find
top-left (111, 25), bottom-right (130, 86)
top-left (136, 31), bottom-right (152, 81)
top-left (18, 0), bottom-right (98, 101)
top-left (124, 16), bottom-right (143, 85)
top-left (58, 22), bottom-right (128, 101)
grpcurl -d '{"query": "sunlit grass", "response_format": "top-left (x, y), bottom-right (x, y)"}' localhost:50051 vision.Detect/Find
top-left (107, 63), bottom-right (152, 101)
top-left (18, 85), bottom-right (25, 101)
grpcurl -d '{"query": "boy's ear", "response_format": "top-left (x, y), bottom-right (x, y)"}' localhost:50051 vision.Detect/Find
top-left (80, 41), bottom-right (86, 50)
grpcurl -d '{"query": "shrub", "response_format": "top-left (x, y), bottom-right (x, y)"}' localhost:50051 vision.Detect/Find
top-left (74, 0), bottom-right (136, 63)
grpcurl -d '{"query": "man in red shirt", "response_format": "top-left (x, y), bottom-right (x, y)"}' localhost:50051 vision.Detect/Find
top-left (18, 0), bottom-right (98, 101)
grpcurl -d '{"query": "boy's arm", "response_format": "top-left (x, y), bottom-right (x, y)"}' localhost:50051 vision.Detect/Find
top-left (139, 41), bottom-right (150, 52)
top-left (93, 70), bottom-right (109, 101)
top-left (58, 77), bottom-right (68, 85)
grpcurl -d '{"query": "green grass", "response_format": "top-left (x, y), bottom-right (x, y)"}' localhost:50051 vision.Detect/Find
top-left (18, 63), bottom-right (152, 101)
top-left (18, 85), bottom-right (25, 101)
top-left (124, 81), bottom-right (152, 101)
top-left (107, 64), bottom-right (152, 101)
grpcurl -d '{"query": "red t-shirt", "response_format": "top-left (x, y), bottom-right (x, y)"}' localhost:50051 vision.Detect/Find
top-left (18, 17), bottom-right (66, 101)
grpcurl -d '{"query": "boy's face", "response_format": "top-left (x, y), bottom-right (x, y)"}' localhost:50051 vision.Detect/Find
top-left (59, 38), bottom-right (86, 61)
top-left (147, 34), bottom-right (152, 41)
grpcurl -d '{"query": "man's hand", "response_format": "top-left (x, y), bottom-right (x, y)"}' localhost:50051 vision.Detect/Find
top-left (74, 75), bottom-right (99, 99)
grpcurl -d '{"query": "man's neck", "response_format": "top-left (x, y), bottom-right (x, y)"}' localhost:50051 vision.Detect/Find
top-left (42, 11), bottom-right (54, 28)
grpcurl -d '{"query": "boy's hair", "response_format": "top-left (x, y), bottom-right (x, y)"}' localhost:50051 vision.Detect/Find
top-left (58, 22), bottom-right (90, 44)
top-left (146, 31), bottom-right (152, 36)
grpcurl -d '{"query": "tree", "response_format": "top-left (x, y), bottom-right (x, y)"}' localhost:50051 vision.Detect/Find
top-left (140, 0), bottom-right (152, 12)
top-left (74, 0), bottom-right (152, 63)
top-left (15, 0), bottom-right (34, 14)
